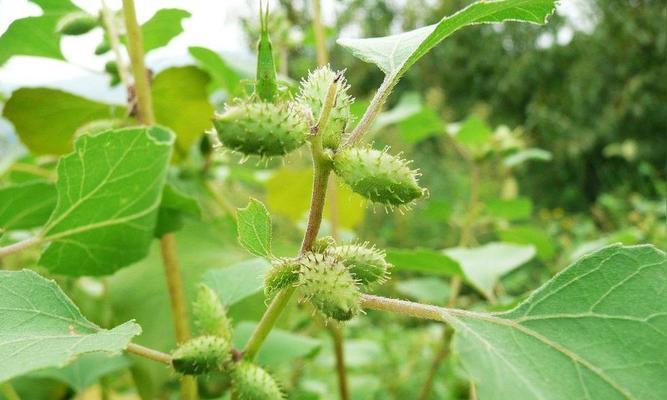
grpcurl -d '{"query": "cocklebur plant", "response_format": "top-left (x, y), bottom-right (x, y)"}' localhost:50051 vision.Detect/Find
top-left (56, 11), bottom-right (99, 36)
top-left (193, 285), bottom-right (233, 341)
top-left (5, 2), bottom-right (665, 400)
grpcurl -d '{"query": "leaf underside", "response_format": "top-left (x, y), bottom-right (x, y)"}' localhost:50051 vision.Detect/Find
top-left (448, 245), bottom-right (667, 400)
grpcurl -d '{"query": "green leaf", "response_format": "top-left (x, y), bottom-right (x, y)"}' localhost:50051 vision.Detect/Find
top-left (499, 225), bottom-right (555, 260)
top-left (454, 116), bottom-right (491, 150)
top-left (444, 242), bottom-right (536, 300)
top-left (2, 88), bottom-right (126, 155)
top-left (395, 277), bottom-right (450, 305)
top-left (233, 322), bottom-right (321, 366)
top-left (154, 182), bottom-right (200, 238)
top-left (152, 66), bottom-right (214, 161)
top-left (337, 0), bottom-right (556, 82)
top-left (201, 258), bottom-right (271, 306)
top-left (450, 245), bottom-right (667, 399)
top-left (31, 353), bottom-right (130, 392)
top-left (485, 197), bottom-right (533, 221)
top-left (39, 127), bottom-right (174, 276)
top-left (236, 199), bottom-right (272, 257)
top-left (0, 0), bottom-right (80, 66)
top-left (141, 9), bottom-right (191, 53)
top-left (189, 46), bottom-right (244, 95)
top-left (0, 182), bottom-right (56, 232)
top-left (266, 168), bottom-right (366, 229)
top-left (386, 248), bottom-right (463, 277)
top-left (0, 270), bottom-right (141, 382)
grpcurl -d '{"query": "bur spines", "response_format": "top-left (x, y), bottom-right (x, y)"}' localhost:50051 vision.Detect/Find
top-left (264, 257), bottom-right (301, 299)
top-left (333, 147), bottom-right (426, 207)
top-left (171, 336), bottom-right (231, 375)
top-left (326, 243), bottom-right (391, 287)
top-left (298, 253), bottom-right (361, 321)
top-left (232, 362), bottom-right (285, 400)
top-left (214, 100), bottom-right (308, 158)
top-left (193, 285), bottom-right (233, 341)
top-left (296, 65), bottom-right (353, 149)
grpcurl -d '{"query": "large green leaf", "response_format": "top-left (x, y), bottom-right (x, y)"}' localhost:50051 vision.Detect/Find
top-left (2, 88), bottom-right (126, 155)
top-left (386, 248), bottom-right (463, 277)
top-left (141, 9), bottom-right (191, 53)
top-left (0, 182), bottom-right (56, 232)
top-left (0, 0), bottom-right (79, 66)
top-left (38, 127), bottom-right (174, 276)
top-left (449, 245), bottom-right (667, 399)
top-left (444, 242), bottom-right (536, 300)
top-left (337, 0), bottom-right (556, 82)
top-left (0, 270), bottom-right (141, 382)
top-left (152, 66), bottom-right (213, 160)
top-left (236, 199), bottom-right (272, 258)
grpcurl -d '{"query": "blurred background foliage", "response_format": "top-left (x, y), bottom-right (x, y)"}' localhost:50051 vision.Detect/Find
top-left (0, 0), bottom-right (665, 399)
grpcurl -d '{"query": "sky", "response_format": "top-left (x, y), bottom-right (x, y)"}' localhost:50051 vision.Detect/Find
top-left (0, 0), bottom-right (592, 103)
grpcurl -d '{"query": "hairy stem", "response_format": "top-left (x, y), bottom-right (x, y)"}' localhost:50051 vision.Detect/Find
top-left (0, 236), bottom-right (42, 259)
top-left (361, 294), bottom-right (446, 322)
top-left (329, 322), bottom-right (350, 400)
top-left (311, 7), bottom-right (349, 398)
top-left (160, 233), bottom-right (192, 343)
top-left (126, 342), bottom-right (172, 365)
top-left (122, 0), bottom-right (155, 124)
top-left (312, 0), bottom-right (328, 66)
top-left (101, 0), bottom-right (130, 89)
top-left (243, 286), bottom-right (296, 360)
top-left (244, 133), bottom-right (333, 360)
top-left (122, 1), bottom-right (195, 398)
top-left (342, 75), bottom-right (395, 148)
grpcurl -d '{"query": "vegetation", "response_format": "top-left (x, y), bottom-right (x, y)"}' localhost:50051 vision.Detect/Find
top-left (0, 0), bottom-right (664, 399)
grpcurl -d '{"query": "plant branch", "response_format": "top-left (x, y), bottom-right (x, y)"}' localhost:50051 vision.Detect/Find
top-left (122, 0), bottom-right (155, 124)
top-left (244, 128), bottom-right (333, 360)
top-left (101, 0), bottom-right (130, 89)
top-left (329, 322), bottom-right (350, 400)
top-left (122, 1), bottom-right (194, 398)
top-left (0, 236), bottom-right (42, 259)
top-left (342, 75), bottom-right (395, 148)
top-left (312, 0), bottom-right (328, 66)
top-left (243, 286), bottom-right (296, 360)
top-left (126, 342), bottom-right (172, 365)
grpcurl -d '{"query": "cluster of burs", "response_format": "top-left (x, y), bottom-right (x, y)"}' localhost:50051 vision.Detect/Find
top-left (172, 286), bottom-right (284, 399)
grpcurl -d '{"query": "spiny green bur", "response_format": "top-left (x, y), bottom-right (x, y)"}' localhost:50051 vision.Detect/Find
top-left (193, 285), bottom-right (233, 341)
top-left (312, 235), bottom-right (336, 253)
top-left (232, 362), bottom-right (284, 400)
top-left (213, 101), bottom-right (308, 157)
top-left (297, 66), bottom-right (353, 150)
top-left (57, 12), bottom-right (99, 36)
top-left (333, 147), bottom-right (425, 207)
top-left (299, 253), bottom-right (361, 321)
top-left (327, 243), bottom-right (391, 287)
top-left (264, 257), bottom-right (302, 299)
top-left (172, 336), bottom-right (231, 375)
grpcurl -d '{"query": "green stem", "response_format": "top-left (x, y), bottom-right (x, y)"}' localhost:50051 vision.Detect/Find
top-left (126, 342), bottom-right (172, 365)
top-left (244, 117), bottom-right (334, 359)
top-left (329, 322), bottom-right (350, 400)
top-left (312, 0), bottom-right (328, 66)
top-left (122, 0), bottom-right (155, 124)
top-left (0, 236), bottom-right (42, 259)
top-left (122, 1), bottom-right (194, 398)
top-left (243, 286), bottom-right (296, 360)
top-left (1, 382), bottom-right (20, 400)
top-left (342, 75), bottom-right (395, 148)
top-left (100, 0), bottom-right (130, 89)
